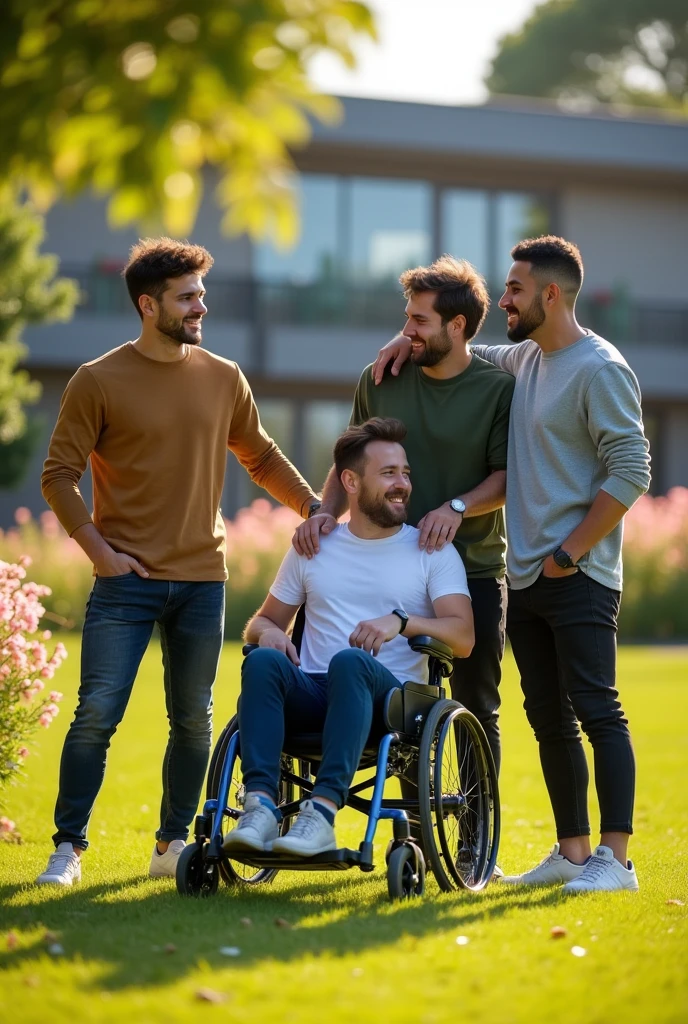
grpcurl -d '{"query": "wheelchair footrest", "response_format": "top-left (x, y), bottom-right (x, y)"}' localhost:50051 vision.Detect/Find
top-left (225, 847), bottom-right (364, 871)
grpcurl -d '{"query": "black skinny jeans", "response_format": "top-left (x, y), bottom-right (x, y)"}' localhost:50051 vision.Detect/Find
top-left (507, 571), bottom-right (634, 838)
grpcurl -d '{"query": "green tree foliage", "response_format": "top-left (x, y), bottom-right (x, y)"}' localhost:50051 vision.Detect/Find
top-left (486, 0), bottom-right (688, 113)
top-left (0, 189), bottom-right (79, 486)
top-left (0, 1), bottom-right (375, 244)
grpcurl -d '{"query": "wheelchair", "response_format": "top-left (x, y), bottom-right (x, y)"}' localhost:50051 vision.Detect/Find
top-left (177, 629), bottom-right (500, 902)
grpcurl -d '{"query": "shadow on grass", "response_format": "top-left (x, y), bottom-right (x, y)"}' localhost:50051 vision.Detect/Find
top-left (0, 870), bottom-right (569, 992)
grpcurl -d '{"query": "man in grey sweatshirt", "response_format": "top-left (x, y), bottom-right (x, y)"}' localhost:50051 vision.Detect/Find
top-left (372, 235), bottom-right (650, 892)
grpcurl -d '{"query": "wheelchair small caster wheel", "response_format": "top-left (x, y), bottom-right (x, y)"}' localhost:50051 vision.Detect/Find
top-left (176, 842), bottom-right (219, 898)
top-left (387, 843), bottom-right (425, 901)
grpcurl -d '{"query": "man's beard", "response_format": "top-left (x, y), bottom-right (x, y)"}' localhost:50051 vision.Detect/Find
top-left (358, 482), bottom-right (409, 529)
top-left (411, 324), bottom-right (453, 367)
top-left (156, 308), bottom-right (202, 347)
top-left (506, 293), bottom-right (545, 342)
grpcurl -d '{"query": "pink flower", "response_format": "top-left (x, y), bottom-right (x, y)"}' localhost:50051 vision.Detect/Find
top-left (38, 712), bottom-right (53, 727)
top-left (49, 690), bottom-right (63, 702)
top-left (18, 746), bottom-right (29, 758)
top-left (42, 630), bottom-right (52, 640)
top-left (0, 816), bottom-right (16, 833)
top-left (40, 665), bottom-right (55, 680)
top-left (14, 507), bottom-right (32, 526)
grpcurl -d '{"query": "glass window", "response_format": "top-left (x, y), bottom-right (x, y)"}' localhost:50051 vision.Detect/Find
top-left (441, 190), bottom-right (489, 277)
top-left (305, 401), bottom-right (352, 491)
top-left (495, 193), bottom-right (550, 283)
top-left (349, 178), bottom-right (432, 284)
top-left (255, 175), bottom-right (340, 284)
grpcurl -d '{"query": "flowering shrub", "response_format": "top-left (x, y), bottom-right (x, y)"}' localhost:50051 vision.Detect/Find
top-left (1, 491), bottom-right (687, 641)
top-left (619, 487), bottom-right (688, 640)
top-left (0, 555), bottom-right (67, 834)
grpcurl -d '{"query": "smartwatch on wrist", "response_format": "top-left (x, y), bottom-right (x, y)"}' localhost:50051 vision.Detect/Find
top-left (449, 498), bottom-right (466, 516)
top-left (307, 502), bottom-right (323, 519)
top-left (552, 546), bottom-right (576, 570)
top-left (391, 608), bottom-right (409, 634)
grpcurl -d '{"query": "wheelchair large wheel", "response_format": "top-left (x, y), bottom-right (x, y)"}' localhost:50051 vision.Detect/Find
top-left (207, 716), bottom-right (294, 886)
top-left (418, 700), bottom-right (499, 892)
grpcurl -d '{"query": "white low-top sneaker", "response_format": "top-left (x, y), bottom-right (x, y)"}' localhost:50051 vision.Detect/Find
top-left (500, 843), bottom-right (587, 886)
top-left (36, 843), bottom-right (82, 886)
top-left (223, 793), bottom-right (280, 854)
top-left (149, 838), bottom-right (187, 878)
top-left (272, 800), bottom-right (336, 857)
top-left (562, 845), bottom-right (639, 893)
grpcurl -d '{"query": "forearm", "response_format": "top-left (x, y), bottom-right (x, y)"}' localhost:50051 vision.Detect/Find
top-left (239, 442), bottom-right (317, 517)
top-left (562, 490), bottom-right (628, 563)
top-left (319, 465), bottom-right (348, 518)
top-left (458, 470), bottom-right (506, 517)
top-left (243, 614), bottom-right (288, 644)
top-left (71, 523), bottom-right (114, 563)
top-left (405, 614), bottom-right (474, 659)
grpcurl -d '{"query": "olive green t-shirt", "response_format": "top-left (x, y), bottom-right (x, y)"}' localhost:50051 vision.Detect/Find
top-left (351, 356), bottom-right (515, 578)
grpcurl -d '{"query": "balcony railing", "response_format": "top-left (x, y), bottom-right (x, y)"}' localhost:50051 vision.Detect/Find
top-left (63, 266), bottom-right (688, 347)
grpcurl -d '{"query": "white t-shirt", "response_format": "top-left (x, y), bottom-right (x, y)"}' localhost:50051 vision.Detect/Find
top-left (269, 523), bottom-right (470, 684)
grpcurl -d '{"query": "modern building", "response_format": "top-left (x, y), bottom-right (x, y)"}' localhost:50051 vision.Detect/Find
top-left (4, 95), bottom-right (688, 526)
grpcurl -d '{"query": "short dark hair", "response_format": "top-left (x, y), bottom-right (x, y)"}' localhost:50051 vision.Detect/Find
top-left (511, 235), bottom-right (584, 303)
top-left (123, 237), bottom-right (214, 318)
top-left (399, 255), bottom-right (489, 341)
top-left (334, 418), bottom-right (407, 479)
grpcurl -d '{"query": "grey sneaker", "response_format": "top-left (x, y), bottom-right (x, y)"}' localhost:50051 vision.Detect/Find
top-left (223, 793), bottom-right (280, 854)
top-left (36, 843), bottom-right (82, 886)
top-left (501, 843), bottom-right (586, 886)
top-left (149, 838), bottom-right (187, 878)
top-left (562, 845), bottom-right (639, 893)
top-left (272, 800), bottom-right (336, 857)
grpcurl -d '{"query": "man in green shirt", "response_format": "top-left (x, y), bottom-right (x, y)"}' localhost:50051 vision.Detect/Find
top-left (293, 256), bottom-right (514, 774)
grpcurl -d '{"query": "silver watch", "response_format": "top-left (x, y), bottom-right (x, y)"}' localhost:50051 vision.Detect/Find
top-left (449, 498), bottom-right (466, 515)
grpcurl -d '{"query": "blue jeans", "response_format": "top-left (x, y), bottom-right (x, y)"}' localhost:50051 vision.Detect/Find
top-left (238, 646), bottom-right (401, 809)
top-left (53, 575), bottom-right (225, 850)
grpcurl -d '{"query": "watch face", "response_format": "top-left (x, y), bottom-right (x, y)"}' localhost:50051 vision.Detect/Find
top-left (450, 499), bottom-right (466, 514)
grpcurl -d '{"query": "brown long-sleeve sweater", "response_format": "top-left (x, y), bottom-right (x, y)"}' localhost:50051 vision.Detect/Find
top-left (41, 342), bottom-right (317, 580)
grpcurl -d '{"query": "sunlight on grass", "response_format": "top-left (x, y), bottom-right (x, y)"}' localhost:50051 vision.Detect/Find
top-left (1, 640), bottom-right (687, 1023)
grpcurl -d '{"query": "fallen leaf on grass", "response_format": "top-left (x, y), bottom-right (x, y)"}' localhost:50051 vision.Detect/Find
top-left (24, 975), bottom-right (40, 988)
top-left (239, 917), bottom-right (253, 927)
top-left (550, 926), bottom-right (567, 939)
top-left (43, 931), bottom-right (59, 944)
top-left (571, 946), bottom-right (587, 957)
top-left (274, 917), bottom-right (292, 929)
top-left (666, 899), bottom-right (684, 906)
top-left (195, 987), bottom-right (228, 1004)
top-left (163, 944), bottom-right (177, 954)
top-left (6, 931), bottom-right (18, 950)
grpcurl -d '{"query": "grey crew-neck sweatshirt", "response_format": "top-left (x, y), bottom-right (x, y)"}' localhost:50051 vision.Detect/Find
top-left (472, 334), bottom-right (651, 591)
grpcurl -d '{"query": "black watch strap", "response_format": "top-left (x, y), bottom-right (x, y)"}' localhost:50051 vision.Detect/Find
top-left (307, 502), bottom-right (323, 519)
top-left (391, 608), bottom-right (409, 634)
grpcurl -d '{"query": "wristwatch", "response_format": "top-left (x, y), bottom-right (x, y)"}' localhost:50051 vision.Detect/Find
top-left (552, 546), bottom-right (576, 570)
top-left (307, 502), bottom-right (323, 519)
top-left (449, 498), bottom-right (466, 516)
top-left (391, 608), bottom-right (409, 634)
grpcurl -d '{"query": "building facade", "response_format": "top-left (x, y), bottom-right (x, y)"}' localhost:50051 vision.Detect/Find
top-left (4, 96), bottom-right (688, 526)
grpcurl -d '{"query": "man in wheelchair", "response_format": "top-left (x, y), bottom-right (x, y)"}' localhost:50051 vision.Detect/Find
top-left (224, 416), bottom-right (474, 859)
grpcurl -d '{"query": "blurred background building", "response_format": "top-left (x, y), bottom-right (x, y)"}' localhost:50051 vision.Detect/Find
top-left (5, 95), bottom-right (687, 525)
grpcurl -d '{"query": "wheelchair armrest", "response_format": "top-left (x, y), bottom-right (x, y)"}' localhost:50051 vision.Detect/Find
top-left (242, 643), bottom-right (259, 657)
top-left (407, 635), bottom-right (454, 677)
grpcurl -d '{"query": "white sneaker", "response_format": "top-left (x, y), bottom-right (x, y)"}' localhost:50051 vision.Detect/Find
top-left (272, 800), bottom-right (336, 857)
top-left (562, 845), bottom-right (639, 893)
top-left (148, 839), bottom-right (187, 878)
top-left (36, 843), bottom-right (82, 886)
top-left (500, 843), bottom-right (586, 886)
top-left (222, 793), bottom-right (280, 854)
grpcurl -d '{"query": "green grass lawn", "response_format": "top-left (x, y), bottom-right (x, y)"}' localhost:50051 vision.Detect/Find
top-left (1, 640), bottom-right (687, 1023)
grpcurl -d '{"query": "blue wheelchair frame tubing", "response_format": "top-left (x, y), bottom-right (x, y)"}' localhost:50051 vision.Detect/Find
top-left (203, 728), bottom-right (407, 852)
top-left (206, 730), bottom-right (240, 847)
top-left (363, 731), bottom-right (409, 846)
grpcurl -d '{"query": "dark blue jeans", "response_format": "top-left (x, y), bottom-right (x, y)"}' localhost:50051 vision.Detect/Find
top-left (238, 647), bottom-right (401, 809)
top-left (506, 571), bottom-right (633, 838)
top-left (53, 575), bottom-right (225, 850)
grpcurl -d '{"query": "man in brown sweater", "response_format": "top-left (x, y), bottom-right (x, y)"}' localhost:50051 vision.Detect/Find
top-left (36, 238), bottom-right (319, 886)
